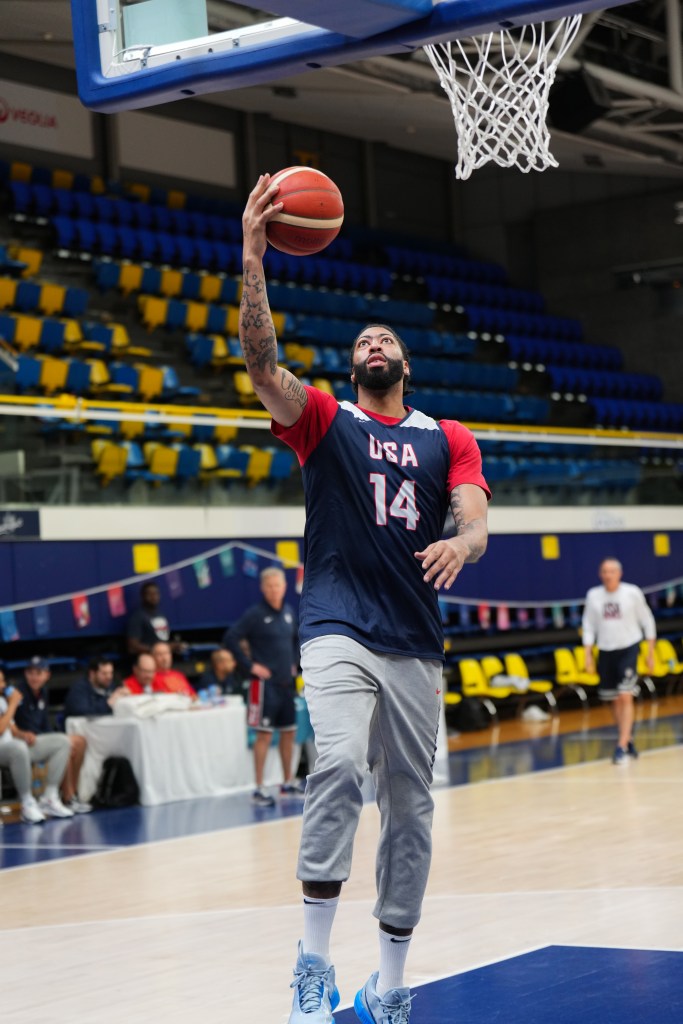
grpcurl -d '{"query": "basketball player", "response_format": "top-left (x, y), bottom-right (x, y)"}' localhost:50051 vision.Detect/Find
top-left (241, 174), bottom-right (490, 1024)
top-left (582, 558), bottom-right (656, 765)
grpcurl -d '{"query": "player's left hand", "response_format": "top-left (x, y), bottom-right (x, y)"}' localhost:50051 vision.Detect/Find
top-left (414, 538), bottom-right (468, 591)
top-left (646, 655), bottom-right (655, 674)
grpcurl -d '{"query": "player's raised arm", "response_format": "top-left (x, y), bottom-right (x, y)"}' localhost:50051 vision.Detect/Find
top-left (240, 174), bottom-right (308, 427)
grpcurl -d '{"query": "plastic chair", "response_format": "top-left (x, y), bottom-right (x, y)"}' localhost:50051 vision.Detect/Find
top-left (654, 639), bottom-right (683, 695)
top-left (503, 652), bottom-right (560, 712)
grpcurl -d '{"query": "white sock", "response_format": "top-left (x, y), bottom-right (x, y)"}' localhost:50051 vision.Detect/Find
top-left (43, 785), bottom-right (59, 802)
top-left (377, 929), bottom-right (411, 996)
top-left (302, 896), bottom-right (339, 963)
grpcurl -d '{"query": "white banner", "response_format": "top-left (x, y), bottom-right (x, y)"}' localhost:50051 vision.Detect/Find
top-left (0, 79), bottom-right (93, 158)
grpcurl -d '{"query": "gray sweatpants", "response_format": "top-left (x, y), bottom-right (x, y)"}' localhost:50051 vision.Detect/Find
top-left (298, 635), bottom-right (442, 929)
top-left (0, 734), bottom-right (70, 800)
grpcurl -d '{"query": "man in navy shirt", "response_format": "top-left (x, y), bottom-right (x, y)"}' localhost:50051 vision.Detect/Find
top-left (242, 175), bottom-right (490, 1024)
top-left (14, 656), bottom-right (90, 815)
top-left (64, 657), bottom-right (129, 719)
top-left (222, 566), bottom-right (299, 807)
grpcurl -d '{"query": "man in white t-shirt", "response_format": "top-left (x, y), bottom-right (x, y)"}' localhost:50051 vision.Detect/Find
top-left (582, 558), bottom-right (656, 764)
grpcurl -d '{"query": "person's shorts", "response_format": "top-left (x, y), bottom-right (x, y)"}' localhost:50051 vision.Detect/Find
top-left (597, 643), bottom-right (640, 700)
top-left (247, 677), bottom-right (296, 732)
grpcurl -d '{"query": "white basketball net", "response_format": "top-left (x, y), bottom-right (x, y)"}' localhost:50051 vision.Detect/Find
top-left (424, 16), bottom-right (583, 179)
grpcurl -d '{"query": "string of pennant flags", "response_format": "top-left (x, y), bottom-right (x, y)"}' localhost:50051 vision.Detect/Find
top-left (1, 537), bottom-right (681, 643)
top-left (0, 539), bottom-right (303, 643)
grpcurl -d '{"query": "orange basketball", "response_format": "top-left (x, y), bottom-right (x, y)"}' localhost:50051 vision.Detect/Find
top-left (266, 166), bottom-right (344, 256)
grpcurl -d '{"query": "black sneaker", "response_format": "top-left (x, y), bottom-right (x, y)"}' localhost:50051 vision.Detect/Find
top-left (612, 746), bottom-right (627, 765)
top-left (251, 788), bottom-right (275, 808)
top-left (280, 779), bottom-right (306, 797)
top-left (626, 741), bottom-right (638, 759)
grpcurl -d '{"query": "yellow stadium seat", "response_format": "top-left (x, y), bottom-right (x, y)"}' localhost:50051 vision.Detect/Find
top-left (138, 295), bottom-right (168, 331)
top-left (185, 301), bottom-right (209, 333)
top-left (240, 445), bottom-right (273, 485)
top-left (39, 284), bottom-right (66, 316)
top-left (226, 305), bottom-right (240, 335)
top-left (145, 443), bottom-right (178, 479)
top-left (167, 189), bottom-right (186, 209)
top-left (119, 264), bottom-right (143, 296)
top-left (127, 183), bottom-right (150, 203)
top-left (271, 311), bottom-right (287, 334)
top-left (52, 169), bottom-right (75, 190)
top-left (137, 365), bottom-right (164, 401)
top-left (195, 443), bottom-right (242, 481)
top-left (635, 640), bottom-right (667, 697)
top-left (213, 421), bottom-right (238, 444)
top-left (120, 418), bottom-right (145, 440)
top-left (92, 440), bottom-right (127, 485)
top-left (285, 343), bottom-right (316, 372)
top-left (457, 659), bottom-right (502, 721)
top-left (11, 161), bottom-right (32, 182)
top-left (199, 275), bottom-right (222, 304)
top-left (0, 278), bottom-right (18, 309)
top-left (571, 646), bottom-right (601, 685)
top-left (39, 356), bottom-right (69, 394)
top-left (9, 247), bottom-right (42, 277)
top-left (160, 269), bottom-right (183, 298)
top-left (233, 371), bottom-right (260, 405)
top-left (503, 652), bottom-right (559, 713)
top-left (91, 176), bottom-right (106, 195)
top-left (14, 314), bottom-right (42, 350)
top-left (312, 377), bottom-right (335, 395)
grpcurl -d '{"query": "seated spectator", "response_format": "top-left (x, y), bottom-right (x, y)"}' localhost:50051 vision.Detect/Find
top-left (151, 642), bottom-right (198, 699)
top-left (197, 648), bottom-right (244, 697)
top-left (121, 652), bottom-right (157, 695)
top-left (126, 582), bottom-right (185, 658)
top-left (0, 665), bottom-right (74, 822)
top-left (64, 657), bottom-right (130, 719)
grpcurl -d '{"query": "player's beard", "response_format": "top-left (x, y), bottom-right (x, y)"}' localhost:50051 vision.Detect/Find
top-left (353, 355), bottom-right (405, 392)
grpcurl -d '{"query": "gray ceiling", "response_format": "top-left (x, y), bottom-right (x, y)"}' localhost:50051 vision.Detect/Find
top-left (2, 1), bottom-right (683, 179)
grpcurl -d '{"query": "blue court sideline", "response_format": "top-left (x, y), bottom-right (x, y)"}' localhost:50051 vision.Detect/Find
top-left (335, 946), bottom-right (683, 1024)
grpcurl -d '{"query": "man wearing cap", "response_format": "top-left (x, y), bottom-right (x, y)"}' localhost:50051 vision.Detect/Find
top-left (14, 656), bottom-right (90, 815)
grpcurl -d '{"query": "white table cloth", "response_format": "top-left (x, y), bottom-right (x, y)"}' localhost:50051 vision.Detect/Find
top-left (67, 698), bottom-right (256, 805)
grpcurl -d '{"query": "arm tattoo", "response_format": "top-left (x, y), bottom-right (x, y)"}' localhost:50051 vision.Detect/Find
top-left (240, 267), bottom-right (278, 377)
top-left (280, 370), bottom-right (307, 408)
top-left (450, 488), bottom-right (488, 563)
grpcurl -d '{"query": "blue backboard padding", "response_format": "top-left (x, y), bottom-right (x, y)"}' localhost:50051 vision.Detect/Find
top-left (236, 0), bottom-right (433, 40)
top-left (72, 0), bottom-right (636, 113)
top-left (334, 946), bottom-right (683, 1024)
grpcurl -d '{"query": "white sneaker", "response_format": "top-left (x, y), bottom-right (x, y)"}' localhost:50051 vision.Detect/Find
top-left (39, 795), bottom-right (75, 819)
top-left (21, 796), bottom-right (46, 824)
top-left (66, 798), bottom-right (92, 814)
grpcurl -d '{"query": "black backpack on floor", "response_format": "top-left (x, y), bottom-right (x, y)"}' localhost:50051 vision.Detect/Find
top-left (92, 756), bottom-right (140, 809)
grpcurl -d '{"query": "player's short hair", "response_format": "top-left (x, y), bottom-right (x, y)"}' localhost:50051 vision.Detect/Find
top-left (599, 557), bottom-right (623, 572)
top-left (349, 324), bottom-right (413, 397)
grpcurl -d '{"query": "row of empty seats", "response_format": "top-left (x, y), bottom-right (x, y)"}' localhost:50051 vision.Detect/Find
top-left (506, 334), bottom-right (623, 370)
top-left (484, 455), bottom-right (642, 489)
top-left (592, 397), bottom-right (683, 432)
top-left (11, 181), bottom-right (244, 241)
top-left (467, 304), bottom-right (583, 340)
top-left (329, 380), bottom-right (549, 424)
top-left (15, 354), bottom-right (199, 402)
top-left (0, 311), bottom-right (150, 360)
top-left (423, 275), bottom-right (545, 312)
top-left (547, 365), bottom-right (662, 401)
top-left (384, 244), bottom-right (507, 283)
top-left (0, 275), bottom-right (89, 318)
top-left (451, 640), bottom-right (683, 719)
top-left (92, 439), bottom-right (294, 488)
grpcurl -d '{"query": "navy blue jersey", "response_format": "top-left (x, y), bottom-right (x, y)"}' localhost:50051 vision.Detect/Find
top-left (273, 388), bottom-right (490, 661)
top-left (222, 599), bottom-right (298, 686)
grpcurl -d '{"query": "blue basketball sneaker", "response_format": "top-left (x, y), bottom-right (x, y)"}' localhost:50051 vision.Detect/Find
top-left (289, 941), bottom-right (340, 1023)
top-left (354, 972), bottom-right (413, 1024)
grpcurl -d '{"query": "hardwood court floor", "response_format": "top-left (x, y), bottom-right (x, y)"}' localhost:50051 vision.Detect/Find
top-left (1, 696), bottom-right (682, 1023)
